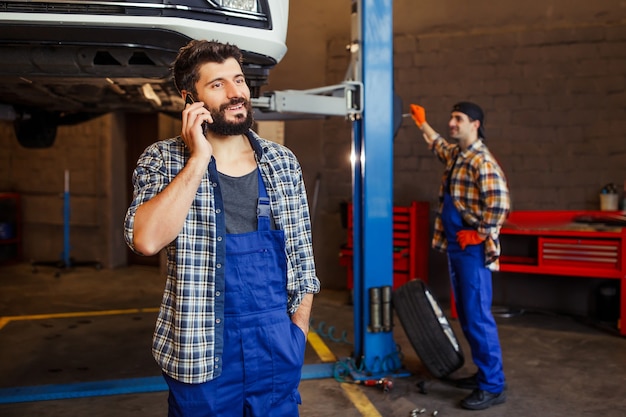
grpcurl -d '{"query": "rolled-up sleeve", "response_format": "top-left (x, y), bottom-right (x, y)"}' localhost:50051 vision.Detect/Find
top-left (124, 143), bottom-right (169, 254)
top-left (476, 160), bottom-right (510, 237)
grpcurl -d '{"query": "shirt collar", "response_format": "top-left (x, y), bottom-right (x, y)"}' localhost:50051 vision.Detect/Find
top-left (459, 138), bottom-right (484, 158)
top-left (244, 129), bottom-right (265, 161)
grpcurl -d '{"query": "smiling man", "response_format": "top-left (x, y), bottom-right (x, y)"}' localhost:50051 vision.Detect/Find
top-left (410, 101), bottom-right (510, 411)
top-left (124, 40), bottom-right (320, 417)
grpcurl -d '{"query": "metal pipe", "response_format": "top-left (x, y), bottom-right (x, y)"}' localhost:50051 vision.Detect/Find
top-left (368, 287), bottom-right (382, 333)
top-left (381, 285), bottom-right (393, 332)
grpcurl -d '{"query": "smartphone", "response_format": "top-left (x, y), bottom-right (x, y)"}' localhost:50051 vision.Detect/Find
top-left (184, 93), bottom-right (209, 136)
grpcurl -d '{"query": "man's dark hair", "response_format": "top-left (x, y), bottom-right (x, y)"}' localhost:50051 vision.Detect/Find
top-left (172, 40), bottom-right (243, 95)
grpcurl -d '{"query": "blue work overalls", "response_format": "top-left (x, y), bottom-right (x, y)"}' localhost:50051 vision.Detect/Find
top-left (441, 189), bottom-right (506, 394)
top-left (165, 170), bottom-right (306, 417)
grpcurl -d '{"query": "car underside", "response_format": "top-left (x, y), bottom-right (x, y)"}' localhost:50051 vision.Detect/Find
top-left (0, 0), bottom-right (288, 147)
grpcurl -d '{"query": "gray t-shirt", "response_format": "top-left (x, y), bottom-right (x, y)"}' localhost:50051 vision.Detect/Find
top-left (218, 168), bottom-right (258, 234)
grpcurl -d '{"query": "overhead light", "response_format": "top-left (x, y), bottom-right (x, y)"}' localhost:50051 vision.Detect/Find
top-left (141, 83), bottom-right (162, 107)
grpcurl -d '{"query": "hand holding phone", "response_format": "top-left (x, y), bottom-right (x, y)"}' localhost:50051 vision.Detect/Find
top-left (184, 93), bottom-right (209, 136)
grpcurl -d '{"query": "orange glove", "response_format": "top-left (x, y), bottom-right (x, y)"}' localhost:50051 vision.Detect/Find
top-left (410, 104), bottom-right (426, 127)
top-left (456, 230), bottom-right (486, 250)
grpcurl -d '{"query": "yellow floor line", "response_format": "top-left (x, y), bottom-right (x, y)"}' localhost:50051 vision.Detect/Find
top-left (340, 383), bottom-right (384, 417)
top-left (0, 308), bottom-right (159, 330)
top-left (308, 329), bottom-right (383, 417)
top-left (307, 330), bottom-right (338, 363)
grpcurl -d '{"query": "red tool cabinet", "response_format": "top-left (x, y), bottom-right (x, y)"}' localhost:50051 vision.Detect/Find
top-left (338, 201), bottom-right (430, 290)
top-left (494, 210), bottom-right (626, 335)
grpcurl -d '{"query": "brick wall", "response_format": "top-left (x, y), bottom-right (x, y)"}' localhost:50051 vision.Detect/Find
top-left (392, 23), bottom-right (626, 213)
top-left (0, 115), bottom-right (123, 268)
top-left (0, 112), bottom-right (183, 269)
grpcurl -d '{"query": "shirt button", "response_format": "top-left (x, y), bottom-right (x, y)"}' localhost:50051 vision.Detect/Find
top-left (216, 318), bottom-right (221, 324)
top-left (216, 209), bottom-right (221, 214)
top-left (215, 357), bottom-right (220, 362)
top-left (216, 291), bottom-right (221, 297)
top-left (217, 236), bottom-right (222, 241)
top-left (216, 263), bottom-right (221, 268)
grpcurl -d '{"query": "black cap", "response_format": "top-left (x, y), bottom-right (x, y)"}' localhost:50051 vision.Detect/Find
top-left (452, 101), bottom-right (485, 139)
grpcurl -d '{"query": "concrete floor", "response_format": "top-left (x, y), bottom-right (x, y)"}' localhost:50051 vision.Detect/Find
top-left (0, 262), bottom-right (625, 417)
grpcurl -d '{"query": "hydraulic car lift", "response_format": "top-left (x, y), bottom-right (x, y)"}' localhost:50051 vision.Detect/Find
top-left (254, 0), bottom-right (403, 382)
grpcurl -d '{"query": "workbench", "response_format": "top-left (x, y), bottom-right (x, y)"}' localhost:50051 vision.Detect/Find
top-left (497, 210), bottom-right (626, 335)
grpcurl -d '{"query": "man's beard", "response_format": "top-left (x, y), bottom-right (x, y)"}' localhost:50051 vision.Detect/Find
top-left (449, 128), bottom-right (461, 143)
top-left (206, 98), bottom-right (254, 136)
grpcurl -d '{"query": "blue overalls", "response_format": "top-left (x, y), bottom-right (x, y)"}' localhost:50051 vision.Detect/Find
top-left (165, 170), bottom-right (306, 417)
top-left (441, 190), bottom-right (506, 394)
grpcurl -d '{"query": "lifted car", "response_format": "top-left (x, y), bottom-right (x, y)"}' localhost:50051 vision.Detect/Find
top-left (0, 0), bottom-right (289, 147)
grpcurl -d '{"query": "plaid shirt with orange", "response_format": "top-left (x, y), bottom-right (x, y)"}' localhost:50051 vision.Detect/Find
top-left (430, 136), bottom-right (510, 270)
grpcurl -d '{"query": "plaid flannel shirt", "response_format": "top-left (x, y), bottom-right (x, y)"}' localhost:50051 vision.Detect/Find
top-left (124, 130), bottom-right (320, 384)
top-left (430, 136), bottom-right (510, 270)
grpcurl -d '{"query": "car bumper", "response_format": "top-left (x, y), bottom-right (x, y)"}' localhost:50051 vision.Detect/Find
top-left (0, 12), bottom-right (288, 66)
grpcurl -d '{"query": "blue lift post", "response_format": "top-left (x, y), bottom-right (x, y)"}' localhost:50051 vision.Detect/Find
top-left (350, 0), bottom-right (406, 379)
top-left (62, 169), bottom-right (71, 267)
top-left (31, 169), bottom-right (101, 276)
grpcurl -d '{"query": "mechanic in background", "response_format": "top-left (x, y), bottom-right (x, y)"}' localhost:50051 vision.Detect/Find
top-left (124, 40), bottom-right (319, 417)
top-left (410, 102), bottom-right (510, 411)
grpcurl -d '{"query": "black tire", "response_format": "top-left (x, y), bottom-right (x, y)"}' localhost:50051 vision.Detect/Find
top-left (14, 114), bottom-right (58, 148)
top-left (393, 279), bottom-right (464, 379)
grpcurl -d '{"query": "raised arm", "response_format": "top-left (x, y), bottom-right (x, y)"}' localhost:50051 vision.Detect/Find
top-left (132, 100), bottom-right (213, 255)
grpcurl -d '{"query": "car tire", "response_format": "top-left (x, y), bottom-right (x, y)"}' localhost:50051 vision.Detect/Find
top-left (14, 114), bottom-right (58, 148)
top-left (393, 279), bottom-right (464, 379)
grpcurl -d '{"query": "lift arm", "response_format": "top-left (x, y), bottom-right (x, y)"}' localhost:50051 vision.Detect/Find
top-left (251, 81), bottom-right (362, 119)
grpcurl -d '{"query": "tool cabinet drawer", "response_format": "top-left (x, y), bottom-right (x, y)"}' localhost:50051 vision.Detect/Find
top-left (538, 237), bottom-right (620, 269)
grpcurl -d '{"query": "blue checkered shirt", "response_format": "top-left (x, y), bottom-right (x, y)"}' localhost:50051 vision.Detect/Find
top-left (124, 130), bottom-right (320, 383)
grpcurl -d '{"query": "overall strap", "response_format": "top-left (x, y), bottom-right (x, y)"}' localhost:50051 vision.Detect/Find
top-left (446, 153), bottom-right (460, 194)
top-left (256, 169), bottom-right (271, 231)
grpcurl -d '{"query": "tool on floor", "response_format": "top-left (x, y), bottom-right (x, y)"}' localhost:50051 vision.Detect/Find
top-left (410, 408), bottom-right (439, 416)
top-left (353, 377), bottom-right (393, 392)
top-left (333, 357), bottom-right (399, 393)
